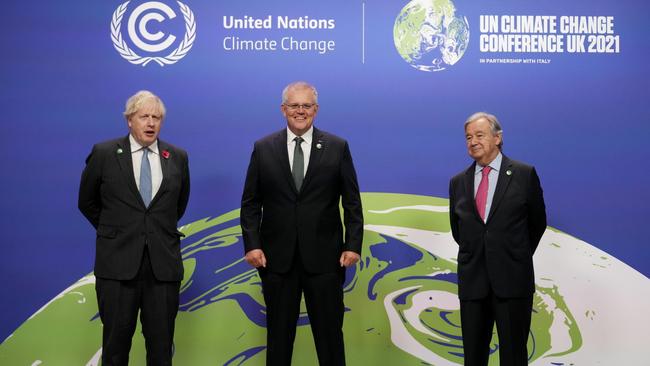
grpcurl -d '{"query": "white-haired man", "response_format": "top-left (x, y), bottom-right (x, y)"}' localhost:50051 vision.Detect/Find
top-left (449, 112), bottom-right (546, 366)
top-left (241, 81), bottom-right (363, 365)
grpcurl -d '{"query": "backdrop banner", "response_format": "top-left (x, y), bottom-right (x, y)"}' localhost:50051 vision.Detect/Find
top-left (1, 0), bottom-right (648, 364)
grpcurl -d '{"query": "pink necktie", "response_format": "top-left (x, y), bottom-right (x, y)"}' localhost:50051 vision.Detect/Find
top-left (476, 166), bottom-right (492, 221)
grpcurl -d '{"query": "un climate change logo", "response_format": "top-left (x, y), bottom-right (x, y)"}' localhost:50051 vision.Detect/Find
top-left (394, 0), bottom-right (469, 72)
top-left (111, 1), bottom-right (196, 66)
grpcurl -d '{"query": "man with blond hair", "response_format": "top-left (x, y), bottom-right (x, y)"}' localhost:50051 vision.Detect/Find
top-left (79, 90), bottom-right (190, 365)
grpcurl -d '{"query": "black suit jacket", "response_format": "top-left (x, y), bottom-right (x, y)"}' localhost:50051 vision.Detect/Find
top-left (78, 135), bottom-right (190, 281)
top-left (449, 155), bottom-right (546, 300)
top-left (240, 128), bottom-right (363, 273)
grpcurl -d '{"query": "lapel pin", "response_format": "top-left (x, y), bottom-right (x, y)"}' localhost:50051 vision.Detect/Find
top-left (506, 170), bottom-right (512, 176)
top-left (316, 143), bottom-right (322, 149)
top-left (162, 150), bottom-right (170, 159)
top-left (116, 148), bottom-right (123, 154)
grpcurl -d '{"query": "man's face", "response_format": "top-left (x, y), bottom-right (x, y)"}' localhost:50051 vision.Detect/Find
top-left (128, 99), bottom-right (163, 147)
top-left (465, 117), bottom-right (501, 166)
top-left (281, 87), bottom-right (318, 136)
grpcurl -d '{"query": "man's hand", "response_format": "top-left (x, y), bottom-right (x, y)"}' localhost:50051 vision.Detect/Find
top-left (339, 250), bottom-right (360, 267)
top-left (245, 249), bottom-right (267, 268)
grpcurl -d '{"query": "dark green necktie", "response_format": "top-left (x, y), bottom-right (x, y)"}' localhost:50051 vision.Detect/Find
top-left (292, 137), bottom-right (304, 190)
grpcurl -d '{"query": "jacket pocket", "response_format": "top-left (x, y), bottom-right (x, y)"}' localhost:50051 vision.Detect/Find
top-left (162, 226), bottom-right (185, 238)
top-left (457, 250), bottom-right (472, 264)
top-left (96, 225), bottom-right (117, 239)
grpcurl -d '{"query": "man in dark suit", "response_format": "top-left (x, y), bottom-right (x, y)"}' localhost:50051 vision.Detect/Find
top-left (78, 90), bottom-right (190, 366)
top-left (240, 81), bottom-right (363, 366)
top-left (449, 112), bottom-right (546, 366)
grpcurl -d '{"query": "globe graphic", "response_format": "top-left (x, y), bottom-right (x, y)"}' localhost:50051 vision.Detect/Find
top-left (394, 0), bottom-right (470, 72)
top-left (1, 193), bottom-right (649, 364)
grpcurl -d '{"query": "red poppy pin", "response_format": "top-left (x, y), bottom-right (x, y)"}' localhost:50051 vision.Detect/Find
top-left (162, 150), bottom-right (170, 159)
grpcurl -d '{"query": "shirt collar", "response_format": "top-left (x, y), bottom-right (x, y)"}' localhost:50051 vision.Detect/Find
top-left (475, 152), bottom-right (502, 175)
top-left (129, 134), bottom-right (159, 155)
top-left (287, 126), bottom-right (313, 146)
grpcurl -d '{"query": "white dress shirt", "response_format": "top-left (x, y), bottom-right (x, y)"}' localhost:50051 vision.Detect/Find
top-left (130, 134), bottom-right (163, 199)
top-left (287, 126), bottom-right (313, 174)
top-left (474, 152), bottom-right (502, 222)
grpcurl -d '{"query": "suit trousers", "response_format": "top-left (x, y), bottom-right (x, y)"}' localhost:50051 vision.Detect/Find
top-left (259, 250), bottom-right (346, 366)
top-left (95, 246), bottom-right (181, 366)
top-left (460, 289), bottom-right (533, 366)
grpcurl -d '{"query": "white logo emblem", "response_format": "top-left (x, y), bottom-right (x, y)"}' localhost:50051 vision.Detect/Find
top-left (111, 1), bottom-right (196, 66)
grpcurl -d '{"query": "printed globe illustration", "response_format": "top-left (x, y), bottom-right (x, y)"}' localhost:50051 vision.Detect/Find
top-left (394, 0), bottom-right (470, 71)
top-left (1, 193), bottom-right (649, 365)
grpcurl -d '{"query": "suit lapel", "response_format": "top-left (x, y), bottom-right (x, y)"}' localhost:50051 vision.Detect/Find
top-left (273, 129), bottom-right (298, 194)
top-left (115, 135), bottom-right (145, 207)
top-left (150, 140), bottom-right (170, 207)
top-left (486, 155), bottom-right (513, 223)
top-left (464, 162), bottom-right (483, 222)
top-left (300, 127), bottom-right (324, 192)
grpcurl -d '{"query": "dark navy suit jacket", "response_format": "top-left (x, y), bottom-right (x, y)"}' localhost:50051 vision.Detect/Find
top-left (79, 135), bottom-right (190, 281)
top-left (240, 128), bottom-right (363, 273)
top-left (449, 155), bottom-right (546, 300)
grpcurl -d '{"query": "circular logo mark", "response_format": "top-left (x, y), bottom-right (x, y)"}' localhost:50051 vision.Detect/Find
top-left (393, 0), bottom-right (470, 72)
top-left (111, 1), bottom-right (196, 66)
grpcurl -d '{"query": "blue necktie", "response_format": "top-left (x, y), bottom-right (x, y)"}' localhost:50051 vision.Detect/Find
top-left (140, 147), bottom-right (152, 207)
